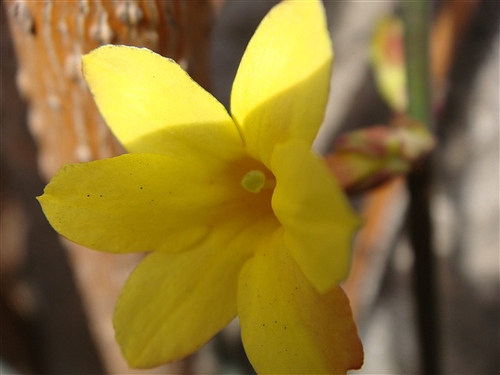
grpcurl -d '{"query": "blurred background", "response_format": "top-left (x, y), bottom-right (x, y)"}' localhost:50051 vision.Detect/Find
top-left (1, 0), bottom-right (498, 374)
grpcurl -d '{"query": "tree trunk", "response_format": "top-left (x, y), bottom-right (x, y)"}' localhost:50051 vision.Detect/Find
top-left (5, 1), bottom-right (215, 373)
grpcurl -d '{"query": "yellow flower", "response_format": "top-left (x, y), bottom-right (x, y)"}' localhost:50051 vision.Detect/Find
top-left (38, 0), bottom-right (363, 373)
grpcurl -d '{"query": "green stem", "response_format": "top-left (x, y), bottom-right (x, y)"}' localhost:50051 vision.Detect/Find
top-left (403, 2), bottom-right (432, 127)
top-left (402, 2), bottom-right (440, 375)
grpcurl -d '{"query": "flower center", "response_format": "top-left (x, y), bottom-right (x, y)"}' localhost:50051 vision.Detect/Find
top-left (241, 169), bottom-right (276, 194)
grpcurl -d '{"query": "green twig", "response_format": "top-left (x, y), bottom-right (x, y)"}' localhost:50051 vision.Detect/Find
top-left (403, 2), bottom-right (432, 126)
top-left (402, 2), bottom-right (440, 375)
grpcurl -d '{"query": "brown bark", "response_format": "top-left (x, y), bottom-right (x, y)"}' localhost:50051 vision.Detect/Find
top-left (5, 1), bottom-right (215, 373)
top-left (6, 0), bottom-right (213, 179)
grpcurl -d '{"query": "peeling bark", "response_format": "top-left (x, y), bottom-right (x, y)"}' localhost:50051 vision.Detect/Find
top-left (5, 1), bottom-right (215, 373)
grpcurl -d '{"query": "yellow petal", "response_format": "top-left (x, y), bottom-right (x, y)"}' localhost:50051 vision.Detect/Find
top-left (115, 216), bottom-right (279, 368)
top-left (238, 233), bottom-right (364, 374)
top-left (38, 152), bottom-right (259, 254)
top-left (271, 141), bottom-right (360, 293)
top-left (83, 45), bottom-right (243, 157)
top-left (231, 0), bottom-right (333, 167)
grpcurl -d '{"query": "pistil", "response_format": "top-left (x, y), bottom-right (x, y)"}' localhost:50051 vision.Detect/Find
top-left (241, 170), bottom-right (276, 193)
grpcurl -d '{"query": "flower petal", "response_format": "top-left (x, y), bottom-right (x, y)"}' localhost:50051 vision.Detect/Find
top-left (83, 45), bottom-right (243, 157)
top-left (38, 152), bottom-right (262, 254)
top-left (114, 216), bottom-right (279, 368)
top-left (231, 0), bottom-right (333, 167)
top-left (238, 233), bottom-right (364, 374)
top-left (271, 141), bottom-right (360, 293)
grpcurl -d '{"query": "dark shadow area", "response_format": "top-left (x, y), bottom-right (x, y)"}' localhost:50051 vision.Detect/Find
top-left (334, 68), bottom-right (393, 136)
top-left (1, 3), bottom-right (105, 373)
top-left (211, 0), bottom-right (279, 109)
top-left (435, 1), bottom-right (500, 374)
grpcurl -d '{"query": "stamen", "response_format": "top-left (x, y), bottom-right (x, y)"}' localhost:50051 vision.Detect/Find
top-left (241, 170), bottom-right (274, 193)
